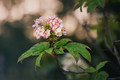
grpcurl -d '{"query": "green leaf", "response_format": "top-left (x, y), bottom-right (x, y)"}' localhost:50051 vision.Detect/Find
top-left (45, 47), bottom-right (53, 55)
top-left (87, 1), bottom-right (98, 12)
top-left (85, 67), bottom-right (96, 73)
top-left (96, 61), bottom-right (108, 70)
top-left (17, 42), bottom-right (49, 63)
top-left (108, 19), bottom-right (120, 31)
top-left (54, 38), bottom-right (71, 49)
top-left (93, 71), bottom-right (109, 80)
top-left (75, 0), bottom-right (105, 12)
top-left (74, 0), bottom-right (85, 12)
top-left (64, 42), bottom-right (91, 62)
top-left (85, 0), bottom-right (93, 7)
top-left (77, 0), bottom-right (82, 2)
top-left (35, 52), bottom-right (45, 67)
top-left (74, 3), bottom-right (81, 10)
top-left (72, 51), bottom-right (80, 62)
top-left (97, 0), bottom-right (105, 8)
top-left (54, 48), bottom-right (64, 54)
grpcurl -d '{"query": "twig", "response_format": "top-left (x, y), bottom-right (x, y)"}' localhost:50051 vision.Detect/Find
top-left (79, 66), bottom-right (85, 71)
top-left (114, 40), bottom-right (120, 43)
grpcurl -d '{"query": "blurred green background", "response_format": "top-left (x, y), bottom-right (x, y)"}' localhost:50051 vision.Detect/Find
top-left (0, 0), bottom-right (120, 80)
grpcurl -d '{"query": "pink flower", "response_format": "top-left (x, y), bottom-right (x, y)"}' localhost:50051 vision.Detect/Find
top-left (35, 17), bottom-right (43, 24)
top-left (33, 30), bottom-right (40, 39)
top-left (62, 27), bottom-right (66, 35)
top-left (32, 24), bottom-right (36, 28)
top-left (60, 23), bottom-right (63, 28)
top-left (45, 15), bottom-right (55, 23)
top-left (32, 15), bottom-right (66, 39)
top-left (55, 28), bottom-right (62, 37)
top-left (49, 23), bottom-right (54, 28)
top-left (56, 23), bottom-right (60, 27)
top-left (50, 15), bottom-right (55, 20)
top-left (43, 29), bottom-right (50, 38)
top-left (33, 26), bottom-right (45, 39)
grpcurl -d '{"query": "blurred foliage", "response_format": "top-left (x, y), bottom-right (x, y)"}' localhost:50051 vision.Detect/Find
top-left (90, 18), bottom-right (119, 48)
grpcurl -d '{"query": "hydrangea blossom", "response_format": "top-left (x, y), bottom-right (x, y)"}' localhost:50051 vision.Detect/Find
top-left (32, 15), bottom-right (66, 39)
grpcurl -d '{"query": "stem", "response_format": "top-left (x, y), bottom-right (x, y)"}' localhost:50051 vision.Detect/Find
top-left (54, 52), bottom-right (60, 67)
top-left (52, 43), bottom-right (60, 66)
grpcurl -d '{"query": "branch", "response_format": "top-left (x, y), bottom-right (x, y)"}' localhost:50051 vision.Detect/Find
top-left (62, 70), bottom-right (87, 74)
top-left (79, 66), bottom-right (85, 71)
top-left (108, 77), bottom-right (120, 80)
top-left (114, 40), bottom-right (120, 43)
top-left (102, 8), bottom-right (120, 65)
top-left (82, 21), bottom-right (120, 72)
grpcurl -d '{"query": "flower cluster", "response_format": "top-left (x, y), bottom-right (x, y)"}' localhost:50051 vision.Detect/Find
top-left (32, 15), bottom-right (66, 39)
